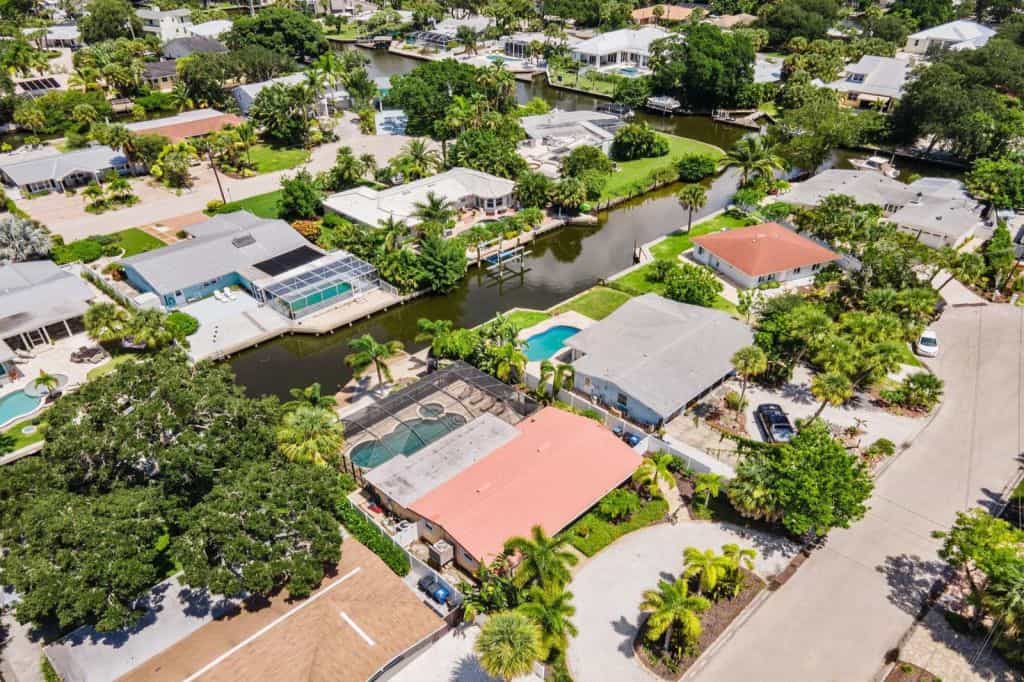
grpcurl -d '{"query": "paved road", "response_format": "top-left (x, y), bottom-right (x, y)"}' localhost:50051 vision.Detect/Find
top-left (567, 522), bottom-right (797, 682)
top-left (693, 304), bottom-right (1024, 682)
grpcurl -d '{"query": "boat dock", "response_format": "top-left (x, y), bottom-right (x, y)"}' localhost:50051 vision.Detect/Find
top-left (711, 109), bottom-right (775, 130)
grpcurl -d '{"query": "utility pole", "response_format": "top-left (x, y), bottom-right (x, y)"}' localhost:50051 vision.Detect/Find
top-left (207, 148), bottom-right (226, 203)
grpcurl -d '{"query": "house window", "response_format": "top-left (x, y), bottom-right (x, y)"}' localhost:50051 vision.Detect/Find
top-left (793, 266), bottom-right (801, 274)
top-left (424, 521), bottom-right (434, 531)
top-left (461, 550), bottom-right (474, 562)
top-left (697, 246), bottom-right (704, 255)
top-left (616, 392), bottom-right (628, 407)
top-left (812, 263), bottom-right (821, 271)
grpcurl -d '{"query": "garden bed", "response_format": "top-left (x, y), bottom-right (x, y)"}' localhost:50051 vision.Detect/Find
top-left (674, 471), bottom-right (785, 538)
top-left (884, 661), bottom-right (941, 682)
top-left (560, 495), bottom-right (668, 557)
top-left (633, 569), bottom-right (764, 680)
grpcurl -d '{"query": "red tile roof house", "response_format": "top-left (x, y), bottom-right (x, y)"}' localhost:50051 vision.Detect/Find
top-left (691, 222), bottom-right (839, 289)
top-left (399, 407), bottom-right (643, 573)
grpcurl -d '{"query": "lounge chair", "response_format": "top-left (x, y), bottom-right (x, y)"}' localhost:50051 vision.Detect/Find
top-left (458, 384), bottom-right (474, 400)
top-left (490, 402), bottom-right (506, 416)
top-left (225, 288), bottom-right (237, 301)
top-left (213, 290), bottom-right (227, 302)
top-left (477, 396), bottom-right (495, 412)
top-left (468, 390), bottom-right (485, 405)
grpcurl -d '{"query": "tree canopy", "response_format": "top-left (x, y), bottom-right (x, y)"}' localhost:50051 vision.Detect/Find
top-left (224, 8), bottom-right (328, 64)
top-left (79, 0), bottom-right (142, 45)
top-left (649, 24), bottom-right (755, 110)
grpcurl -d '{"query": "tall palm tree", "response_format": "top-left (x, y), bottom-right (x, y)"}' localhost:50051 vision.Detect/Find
top-left (83, 302), bottom-right (130, 343)
top-left (125, 309), bottom-right (175, 349)
top-left (537, 361), bottom-right (574, 398)
top-left (345, 334), bottom-right (404, 386)
top-left (235, 121), bottom-right (257, 168)
top-left (682, 547), bottom-right (733, 596)
top-left (414, 317), bottom-right (454, 356)
top-left (276, 405), bottom-right (345, 467)
top-left (456, 25), bottom-right (479, 55)
top-left (517, 586), bottom-right (578, 660)
top-left (677, 184), bottom-right (707, 232)
top-left (718, 136), bottom-right (787, 186)
top-left (810, 370), bottom-right (854, 418)
top-left (639, 578), bottom-right (710, 652)
top-left (693, 472), bottom-right (723, 508)
top-left (632, 452), bottom-right (676, 499)
top-left (32, 370), bottom-right (59, 396)
top-left (487, 342), bottom-right (527, 384)
top-left (504, 525), bottom-right (579, 590)
top-left (730, 345), bottom-right (767, 414)
top-left (395, 138), bottom-right (442, 181)
top-left (412, 191), bottom-right (456, 227)
top-left (377, 216), bottom-right (409, 253)
top-left (283, 382), bottom-right (337, 411)
top-left (474, 610), bottom-right (543, 681)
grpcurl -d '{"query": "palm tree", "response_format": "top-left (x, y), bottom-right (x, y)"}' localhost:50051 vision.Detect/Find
top-left (345, 334), bottom-right (404, 386)
top-left (125, 309), bottom-right (175, 349)
top-left (487, 342), bottom-right (527, 384)
top-left (810, 370), bottom-right (854, 418)
top-left (632, 452), bottom-right (676, 498)
top-left (456, 25), bottom-right (479, 55)
top-left (32, 370), bottom-right (59, 396)
top-left (414, 318), bottom-right (455, 357)
top-left (537, 361), bottom-right (574, 398)
top-left (677, 184), bottom-right (707, 232)
top-left (235, 121), bottom-right (257, 168)
top-left (693, 472), bottom-right (723, 508)
top-left (720, 543), bottom-right (757, 596)
top-left (474, 610), bottom-right (543, 681)
top-left (412, 191), bottom-right (456, 228)
top-left (395, 138), bottom-right (442, 181)
top-left (639, 578), bottom-right (710, 652)
top-left (276, 405), bottom-right (345, 467)
top-left (283, 382), bottom-right (337, 411)
top-left (727, 455), bottom-right (782, 522)
top-left (682, 547), bottom-right (733, 596)
top-left (378, 216), bottom-right (409, 253)
top-left (718, 136), bottom-right (787, 186)
top-left (84, 303), bottom-right (130, 343)
top-left (517, 586), bottom-right (578, 659)
top-left (504, 525), bottom-right (579, 590)
top-left (730, 345), bottom-right (767, 414)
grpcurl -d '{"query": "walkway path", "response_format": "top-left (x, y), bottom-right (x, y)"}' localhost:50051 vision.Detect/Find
top-left (692, 303), bottom-right (1024, 681)
top-left (16, 117), bottom-right (432, 240)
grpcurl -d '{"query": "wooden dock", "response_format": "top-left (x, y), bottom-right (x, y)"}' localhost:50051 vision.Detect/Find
top-left (712, 109), bottom-right (775, 129)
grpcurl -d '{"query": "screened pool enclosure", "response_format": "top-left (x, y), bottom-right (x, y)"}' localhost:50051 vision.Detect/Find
top-left (251, 250), bottom-right (381, 319)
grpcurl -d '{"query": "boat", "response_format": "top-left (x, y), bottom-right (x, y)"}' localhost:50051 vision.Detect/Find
top-left (850, 154), bottom-right (900, 178)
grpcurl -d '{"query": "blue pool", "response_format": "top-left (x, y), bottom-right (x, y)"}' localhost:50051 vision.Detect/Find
top-left (0, 390), bottom-right (42, 428)
top-left (350, 407), bottom-right (468, 469)
top-left (617, 67), bottom-right (641, 77)
top-left (524, 325), bottom-right (581, 362)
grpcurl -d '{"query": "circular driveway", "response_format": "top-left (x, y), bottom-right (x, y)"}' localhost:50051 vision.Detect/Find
top-left (567, 521), bottom-right (797, 682)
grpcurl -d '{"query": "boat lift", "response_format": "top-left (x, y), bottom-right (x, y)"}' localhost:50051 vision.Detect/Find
top-left (484, 244), bottom-right (531, 283)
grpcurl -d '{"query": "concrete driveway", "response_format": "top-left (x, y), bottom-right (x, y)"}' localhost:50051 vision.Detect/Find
top-left (567, 522), bottom-right (797, 682)
top-left (692, 304), bottom-right (1024, 682)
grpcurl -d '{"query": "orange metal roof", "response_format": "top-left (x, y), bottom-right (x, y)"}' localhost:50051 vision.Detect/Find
top-left (692, 222), bottom-right (839, 277)
top-left (409, 407), bottom-right (643, 563)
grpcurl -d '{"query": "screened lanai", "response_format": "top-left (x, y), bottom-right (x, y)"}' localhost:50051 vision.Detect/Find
top-left (252, 250), bottom-right (380, 319)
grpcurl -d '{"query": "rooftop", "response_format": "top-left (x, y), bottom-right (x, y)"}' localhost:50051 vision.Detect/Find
top-left (706, 13), bottom-right (757, 29)
top-left (632, 5), bottom-right (692, 21)
top-left (189, 19), bottom-right (232, 38)
top-left (572, 27), bottom-right (670, 56)
top-left (409, 407), bottom-right (643, 563)
top-left (0, 145), bottom-right (126, 187)
top-left (566, 294), bottom-right (753, 419)
top-left (909, 19), bottom-right (995, 43)
top-left (519, 109), bottom-right (622, 141)
top-left (693, 222), bottom-right (838, 277)
top-left (137, 5), bottom-right (191, 19)
top-left (161, 36), bottom-right (227, 59)
top-left (0, 261), bottom-right (94, 339)
top-left (322, 167), bottom-right (515, 228)
top-left (783, 169), bottom-right (918, 207)
top-left (826, 55), bottom-right (911, 99)
top-left (125, 108), bottom-right (242, 142)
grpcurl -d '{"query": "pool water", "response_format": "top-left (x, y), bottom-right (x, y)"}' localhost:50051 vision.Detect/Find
top-left (524, 325), bottom-right (581, 362)
top-left (617, 67), bottom-right (641, 77)
top-left (350, 412), bottom-right (468, 469)
top-left (0, 390), bottom-right (42, 428)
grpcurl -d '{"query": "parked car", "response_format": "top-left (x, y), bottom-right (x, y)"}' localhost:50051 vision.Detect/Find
top-left (915, 329), bottom-right (939, 357)
top-left (755, 403), bottom-right (795, 443)
top-left (417, 574), bottom-right (451, 605)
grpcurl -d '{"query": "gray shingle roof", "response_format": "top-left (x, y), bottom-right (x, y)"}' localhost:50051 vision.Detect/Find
top-left (826, 55), bottom-right (911, 99)
top-left (160, 36), bottom-right (227, 59)
top-left (0, 146), bottom-right (127, 187)
top-left (566, 294), bottom-right (753, 420)
top-left (0, 262), bottom-right (94, 339)
top-left (121, 211), bottom-right (316, 294)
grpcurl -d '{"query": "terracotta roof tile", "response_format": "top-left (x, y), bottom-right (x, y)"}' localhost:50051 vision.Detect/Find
top-left (692, 222), bottom-right (838, 277)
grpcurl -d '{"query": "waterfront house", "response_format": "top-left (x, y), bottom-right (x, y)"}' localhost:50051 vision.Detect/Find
top-left (233, 72), bottom-right (350, 116)
top-left (571, 27), bottom-right (670, 71)
top-left (824, 55), bottom-right (911, 110)
top-left (0, 145), bottom-right (130, 195)
top-left (137, 6), bottom-right (193, 43)
top-left (518, 109), bottom-right (623, 177)
top-left (905, 20), bottom-right (995, 55)
top-left (121, 211), bottom-right (381, 317)
top-left (564, 294), bottom-right (753, 427)
top-left (322, 167), bottom-right (516, 229)
top-left (0, 261), bottom-right (95, 352)
top-left (692, 222), bottom-right (839, 288)
top-left (0, 339), bottom-right (15, 385)
top-left (782, 170), bottom-right (985, 249)
top-left (501, 31), bottom-right (579, 59)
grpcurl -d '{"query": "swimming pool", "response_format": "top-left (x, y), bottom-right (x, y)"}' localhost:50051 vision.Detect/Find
top-left (350, 406), bottom-right (468, 469)
top-left (616, 66), bottom-right (641, 77)
top-left (0, 390), bottom-right (42, 429)
top-left (524, 325), bottom-right (581, 362)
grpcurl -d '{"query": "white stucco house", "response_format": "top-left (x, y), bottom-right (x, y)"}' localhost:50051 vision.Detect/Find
top-left (571, 27), bottom-right (670, 71)
top-left (137, 6), bottom-right (193, 42)
top-left (904, 20), bottom-right (995, 55)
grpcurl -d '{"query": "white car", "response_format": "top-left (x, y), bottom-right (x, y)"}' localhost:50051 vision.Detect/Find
top-left (915, 330), bottom-right (939, 357)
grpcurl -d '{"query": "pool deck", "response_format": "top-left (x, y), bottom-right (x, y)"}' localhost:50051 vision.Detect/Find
top-left (0, 332), bottom-right (96, 422)
top-left (518, 312), bottom-right (594, 356)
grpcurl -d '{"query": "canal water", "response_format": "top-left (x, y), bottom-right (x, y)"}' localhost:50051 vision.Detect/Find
top-left (229, 49), bottom-right (952, 398)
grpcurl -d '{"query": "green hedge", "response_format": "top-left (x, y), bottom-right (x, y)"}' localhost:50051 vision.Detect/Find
top-left (561, 495), bottom-right (668, 557)
top-left (337, 499), bottom-right (411, 576)
top-left (166, 311), bottom-right (199, 337)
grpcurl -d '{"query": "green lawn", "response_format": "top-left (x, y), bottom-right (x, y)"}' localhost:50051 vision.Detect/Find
top-left (248, 144), bottom-right (309, 174)
top-left (547, 65), bottom-right (619, 96)
top-left (506, 309), bottom-right (551, 331)
top-left (326, 24), bottom-right (367, 40)
top-left (87, 353), bottom-right (138, 381)
top-left (649, 214), bottom-right (752, 260)
top-left (212, 190), bottom-right (283, 219)
top-left (0, 416), bottom-right (46, 455)
top-left (600, 134), bottom-right (725, 201)
top-left (552, 286), bottom-right (632, 320)
top-left (112, 228), bottom-right (164, 257)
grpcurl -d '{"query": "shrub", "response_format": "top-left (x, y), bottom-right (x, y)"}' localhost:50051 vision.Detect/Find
top-left (166, 311), bottom-right (199, 337)
top-left (598, 488), bottom-right (641, 522)
top-left (648, 259), bottom-right (679, 283)
top-left (760, 201), bottom-right (793, 221)
top-left (900, 372), bottom-right (944, 411)
top-left (676, 153), bottom-right (717, 182)
top-left (610, 122), bottom-right (669, 161)
top-left (664, 263), bottom-right (723, 307)
top-left (337, 499), bottom-right (410, 576)
top-left (562, 496), bottom-right (668, 556)
top-left (206, 199), bottom-right (225, 213)
top-left (291, 219), bottom-right (321, 239)
top-left (52, 238), bottom-right (103, 264)
top-left (864, 438), bottom-right (896, 460)
top-left (733, 186), bottom-right (766, 208)
top-left (647, 166), bottom-right (679, 186)
top-left (725, 390), bottom-right (747, 411)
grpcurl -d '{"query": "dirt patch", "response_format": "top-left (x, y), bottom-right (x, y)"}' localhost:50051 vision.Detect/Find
top-left (633, 570), bottom-right (764, 680)
top-left (884, 661), bottom-right (941, 682)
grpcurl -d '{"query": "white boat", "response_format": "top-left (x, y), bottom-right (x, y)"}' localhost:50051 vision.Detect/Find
top-left (850, 155), bottom-right (900, 178)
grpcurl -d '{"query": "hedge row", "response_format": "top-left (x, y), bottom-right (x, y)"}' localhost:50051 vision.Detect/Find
top-left (561, 495), bottom-right (668, 557)
top-left (337, 499), bottom-right (411, 576)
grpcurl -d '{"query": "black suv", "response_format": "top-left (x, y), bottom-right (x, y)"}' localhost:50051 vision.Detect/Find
top-left (755, 404), bottom-right (796, 443)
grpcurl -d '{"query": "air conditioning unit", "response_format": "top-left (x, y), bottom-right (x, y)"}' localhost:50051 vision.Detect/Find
top-left (428, 539), bottom-right (454, 568)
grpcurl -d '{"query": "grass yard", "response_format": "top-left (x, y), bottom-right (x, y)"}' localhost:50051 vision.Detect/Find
top-left (547, 65), bottom-right (619, 96)
top-left (212, 189), bottom-right (283, 219)
top-left (0, 416), bottom-right (46, 454)
top-left (649, 214), bottom-right (753, 260)
top-left (600, 134), bottom-right (725, 202)
top-left (87, 353), bottom-right (139, 381)
top-left (112, 228), bottom-right (165, 256)
top-left (248, 144), bottom-right (309, 174)
top-left (506, 309), bottom-right (551, 331)
top-left (552, 286), bottom-right (632, 320)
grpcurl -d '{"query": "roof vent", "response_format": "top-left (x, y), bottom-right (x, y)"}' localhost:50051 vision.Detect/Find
top-left (231, 233), bottom-right (256, 248)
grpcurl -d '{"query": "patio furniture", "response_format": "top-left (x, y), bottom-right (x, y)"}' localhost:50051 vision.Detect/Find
top-left (225, 288), bottom-right (237, 301)
top-left (214, 289), bottom-right (227, 302)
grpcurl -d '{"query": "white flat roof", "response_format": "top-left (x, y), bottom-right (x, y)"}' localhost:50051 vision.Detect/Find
top-left (572, 27), bottom-right (669, 56)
